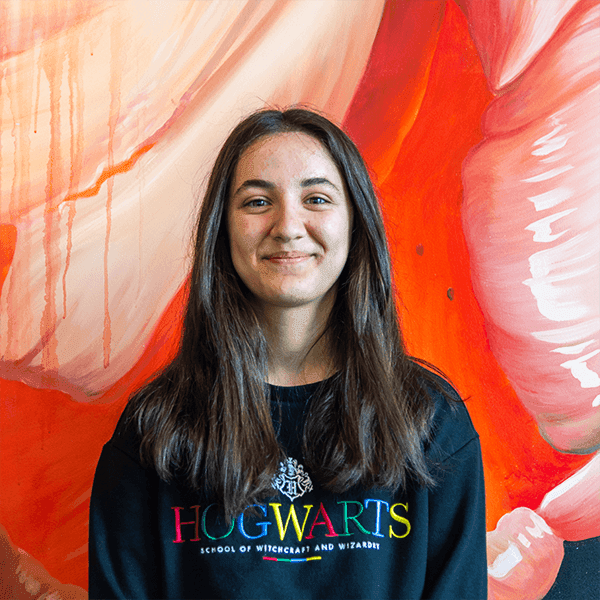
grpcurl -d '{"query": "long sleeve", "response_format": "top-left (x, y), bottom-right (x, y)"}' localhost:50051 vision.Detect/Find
top-left (422, 412), bottom-right (488, 599)
top-left (89, 442), bottom-right (162, 599)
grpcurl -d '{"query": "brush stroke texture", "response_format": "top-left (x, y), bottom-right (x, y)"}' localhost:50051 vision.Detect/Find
top-left (459, 1), bottom-right (599, 598)
top-left (0, 0), bottom-right (385, 399)
top-left (461, 0), bottom-right (600, 454)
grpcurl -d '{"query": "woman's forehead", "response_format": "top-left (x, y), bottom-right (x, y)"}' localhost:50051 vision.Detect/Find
top-left (232, 132), bottom-right (341, 186)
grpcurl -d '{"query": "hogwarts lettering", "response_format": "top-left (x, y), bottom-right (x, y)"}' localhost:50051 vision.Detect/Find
top-left (171, 499), bottom-right (410, 544)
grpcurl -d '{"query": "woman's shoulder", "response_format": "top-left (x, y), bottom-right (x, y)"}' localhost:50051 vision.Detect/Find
top-left (102, 402), bottom-right (144, 465)
top-left (414, 365), bottom-right (481, 464)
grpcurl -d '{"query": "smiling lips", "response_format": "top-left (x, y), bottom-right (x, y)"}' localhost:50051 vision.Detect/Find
top-left (264, 252), bottom-right (313, 264)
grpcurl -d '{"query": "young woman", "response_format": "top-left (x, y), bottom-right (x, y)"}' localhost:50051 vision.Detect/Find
top-left (89, 108), bottom-right (487, 599)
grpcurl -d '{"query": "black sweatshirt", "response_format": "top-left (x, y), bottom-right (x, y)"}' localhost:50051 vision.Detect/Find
top-left (89, 374), bottom-right (487, 599)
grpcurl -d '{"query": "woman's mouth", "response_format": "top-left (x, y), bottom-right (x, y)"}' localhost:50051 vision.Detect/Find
top-left (264, 252), bottom-right (312, 264)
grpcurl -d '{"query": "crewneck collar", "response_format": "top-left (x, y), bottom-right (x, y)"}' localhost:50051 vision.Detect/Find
top-left (268, 375), bottom-right (336, 403)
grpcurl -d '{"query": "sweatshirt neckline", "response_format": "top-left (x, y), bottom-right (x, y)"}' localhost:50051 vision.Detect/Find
top-left (268, 375), bottom-right (336, 403)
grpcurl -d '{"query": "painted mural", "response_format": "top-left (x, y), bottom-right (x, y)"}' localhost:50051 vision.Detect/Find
top-left (0, 1), bottom-right (598, 598)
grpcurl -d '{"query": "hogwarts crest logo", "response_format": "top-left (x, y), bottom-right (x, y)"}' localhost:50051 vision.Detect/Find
top-left (272, 457), bottom-right (313, 501)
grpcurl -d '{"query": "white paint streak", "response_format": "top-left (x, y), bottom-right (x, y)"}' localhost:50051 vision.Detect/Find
top-left (523, 164), bottom-right (574, 183)
top-left (527, 186), bottom-right (573, 211)
top-left (593, 394), bottom-right (600, 408)
top-left (525, 208), bottom-right (576, 242)
top-left (552, 340), bottom-right (595, 355)
top-left (560, 350), bottom-right (600, 388)
top-left (517, 533), bottom-right (531, 548)
top-left (488, 542), bottom-right (524, 579)
top-left (532, 319), bottom-right (600, 344)
top-left (524, 234), bottom-right (594, 322)
top-left (524, 271), bottom-right (588, 322)
top-left (539, 457), bottom-right (597, 510)
top-left (532, 123), bottom-right (570, 156)
top-left (525, 512), bottom-right (553, 538)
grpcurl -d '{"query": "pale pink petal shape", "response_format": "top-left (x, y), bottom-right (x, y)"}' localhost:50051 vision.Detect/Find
top-left (457, 0), bottom-right (581, 90)
top-left (461, 0), bottom-right (600, 452)
top-left (487, 508), bottom-right (564, 600)
top-left (0, 523), bottom-right (86, 599)
top-left (537, 452), bottom-right (600, 541)
top-left (487, 453), bottom-right (599, 600)
top-left (3, 1), bottom-right (337, 220)
top-left (0, 0), bottom-right (385, 399)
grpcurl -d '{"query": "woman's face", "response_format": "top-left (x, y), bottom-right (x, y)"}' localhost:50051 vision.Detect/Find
top-left (227, 132), bottom-right (353, 311)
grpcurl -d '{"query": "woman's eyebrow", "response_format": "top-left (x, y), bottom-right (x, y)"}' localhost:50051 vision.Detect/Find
top-left (233, 179), bottom-right (275, 196)
top-left (301, 177), bottom-right (340, 191)
top-left (233, 177), bottom-right (340, 196)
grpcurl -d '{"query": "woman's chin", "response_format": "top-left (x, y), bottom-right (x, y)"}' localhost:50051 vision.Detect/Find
top-left (254, 284), bottom-right (334, 311)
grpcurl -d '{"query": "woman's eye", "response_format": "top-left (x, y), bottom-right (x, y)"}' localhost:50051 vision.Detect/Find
top-left (305, 196), bottom-right (329, 205)
top-left (244, 198), bottom-right (269, 208)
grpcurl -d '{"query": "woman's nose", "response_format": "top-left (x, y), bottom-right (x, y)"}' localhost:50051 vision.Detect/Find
top-left (270, 201), bottom-right (305, 241)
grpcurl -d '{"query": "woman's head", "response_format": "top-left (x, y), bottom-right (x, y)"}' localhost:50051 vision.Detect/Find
top-left (134, 109), bottom-right (438, 519)
top-left (228, 130), bottom-right (353, 312)
top-left (191, 107), bottom-right (392, 329)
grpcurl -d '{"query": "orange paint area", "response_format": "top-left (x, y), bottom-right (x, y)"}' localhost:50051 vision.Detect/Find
top-left (0, 224), bottom-right (17, 294)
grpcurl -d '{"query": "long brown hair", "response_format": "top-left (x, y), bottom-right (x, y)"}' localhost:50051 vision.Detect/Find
top-left (129, 107), bottom-right (443, 519)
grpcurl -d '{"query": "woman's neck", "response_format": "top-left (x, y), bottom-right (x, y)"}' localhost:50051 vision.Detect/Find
top-left (258, 296), bottom-right (336, 387)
